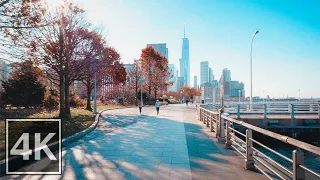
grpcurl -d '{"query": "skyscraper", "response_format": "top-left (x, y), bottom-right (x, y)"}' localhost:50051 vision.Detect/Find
top-left (179, 27), bottom-right (190, 86)
top-left (168, 64), bottom-right (176, 92)
top-left (177, 77), bottom-right (184, 91)
top-left (194, 76), bottom-right (198, 88)
top-left (222, 68), bottom-right (231, 82)
top-left (176, 70), bottom-right (179, 91)
top-left (209, 67), bottom-right (214, 84)
top-left (146, 43), bottom-right (168, 60)
top-left (220, 68), bottom-right (232, 98)
top-left (200, 61), bottom-right (209, 85)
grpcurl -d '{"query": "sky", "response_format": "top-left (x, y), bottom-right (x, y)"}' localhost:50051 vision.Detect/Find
top-left (70, 0), bottom-right (320, 98)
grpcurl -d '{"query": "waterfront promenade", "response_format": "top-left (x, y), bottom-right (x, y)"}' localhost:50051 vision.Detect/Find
top-left (1, 104), bottom-right (265, 180)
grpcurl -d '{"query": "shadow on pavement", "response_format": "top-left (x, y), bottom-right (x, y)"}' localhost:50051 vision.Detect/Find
top-left (1, 109), bottom-right (238, 180)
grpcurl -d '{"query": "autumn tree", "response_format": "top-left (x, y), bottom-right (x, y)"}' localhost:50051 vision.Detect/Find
top-left (1, 60), bottom-right (45, 107)
top-left (0, 0), bottom-right (47, 62)
top-left (140, 46), bottom-right (171, 103)
top-left (165, 91), bottom-right (180, 99)
top-left (81, 45), bottom-right (122, 111)
top-left (152, 56), bottom-right (172, 99)
top-left (127, 59), bottom-right (142, 105)
top-left (179, 86), bottom-right (201, 101)
top-left (22, 2), bottom-right (91, 117)
top-left (106, 61), bottom-right (126, 97)
top-left (77, 31), bottom-right (104, 110)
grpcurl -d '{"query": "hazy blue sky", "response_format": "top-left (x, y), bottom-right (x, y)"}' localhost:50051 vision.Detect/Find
top-left (73, 0), bottom-right (320, 98)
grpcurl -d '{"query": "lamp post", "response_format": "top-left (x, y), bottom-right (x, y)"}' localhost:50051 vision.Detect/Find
top-left (238, 90), bottom-right (241, 103)
top-left (140, 76), bottom-right (143, 104)
top-left (298, 89), bottom-right (300, 102)
top-left (250, 30), bottom-right (259, 110)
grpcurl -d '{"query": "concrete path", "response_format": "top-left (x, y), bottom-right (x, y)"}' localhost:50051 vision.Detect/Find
top-left (2, 104), bottom-right (266, 180)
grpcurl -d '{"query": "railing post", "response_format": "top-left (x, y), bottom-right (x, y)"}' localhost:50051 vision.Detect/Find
top-left (215, 113), bottom-right (219, 137)
top-left (237, 104), bottom-right (240, 119)
top-left (245, 129), bottom-right (254, 170)
top-left (264, 104), bottom-right (267, 119)
top-left (204, 111), bottom-right (207, 124)
top-left (210, 113), bottom-right (214, 132)
top-left (225, 121), bottom-right (231, 149)
top-left (206, 113), bottom-right (210, 127)
top-left (293, 148), bottom-right (305, 180)
top-left (291, 104), bottom-right (295, 120)
top-left (218, 111), bottom-right (225, 142)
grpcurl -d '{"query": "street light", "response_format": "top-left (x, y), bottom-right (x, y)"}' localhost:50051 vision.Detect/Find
top-left (238, 89), bottom-right (241, 103)
top-left (298, 89), bottom-right (300, 101)
top-left (250, 30), bottom-right (259, 109)
top-left (140, 76), bottom-right (143, 104)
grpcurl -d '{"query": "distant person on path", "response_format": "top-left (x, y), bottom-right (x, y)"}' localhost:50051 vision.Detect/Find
top-left (186, 99), bottom-right (189, 106)
top-left (138, 101), bottom-right (143, 114)
top-left (155, 100), bottom-right (161, 115)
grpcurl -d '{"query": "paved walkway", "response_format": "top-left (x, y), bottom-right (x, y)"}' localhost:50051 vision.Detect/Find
top-left (2, 104), bottom-right (266, 180)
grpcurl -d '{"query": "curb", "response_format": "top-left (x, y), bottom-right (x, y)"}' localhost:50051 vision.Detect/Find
top-left (61, 109), bottom-right (105, 146)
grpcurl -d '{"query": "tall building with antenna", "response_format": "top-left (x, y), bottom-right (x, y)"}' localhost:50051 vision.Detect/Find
top-left (179, 26), bottom-right (190, 86)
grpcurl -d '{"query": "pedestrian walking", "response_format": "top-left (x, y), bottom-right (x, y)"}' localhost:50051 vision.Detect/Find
top-left (186, 99), bottom-right (189, 106)
top-left (155, 100), bottom-right (161, 115)
top-left (138, 101), bottom-right (143, 114)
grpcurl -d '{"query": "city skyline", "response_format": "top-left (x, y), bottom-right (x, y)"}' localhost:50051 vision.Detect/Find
top-left (73, 0), bottom-right (320, 98)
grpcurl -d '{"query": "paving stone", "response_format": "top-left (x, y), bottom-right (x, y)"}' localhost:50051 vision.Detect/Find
top-left (4, 105), bottom-right (266, 180)
top-left (172, 157), bottom-right (190, 164)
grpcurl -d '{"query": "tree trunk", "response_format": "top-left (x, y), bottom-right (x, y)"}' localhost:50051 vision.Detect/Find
top-left (86, 80), bottom-right (92, 111)
top-left (65, 81), bottom-right (71, 117)
top-left (59, 75), bottom-right (65, 117)
top-left (86, 88), bottom-right (92, 111)
top-left (58, 26), bottom-right (65, 118)
top-left (154, 87), bottom-right (157, 100)
top-left (148, 85), bottom-right (151, 104)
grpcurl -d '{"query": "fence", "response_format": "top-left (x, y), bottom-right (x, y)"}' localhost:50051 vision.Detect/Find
top-left (202, 103), bottom-right (320, 119)
top-left (198, 106), bottom-right (320, 180)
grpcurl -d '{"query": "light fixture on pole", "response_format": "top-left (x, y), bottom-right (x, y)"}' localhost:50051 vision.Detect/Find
top-left (298, 89), bottom-right (300, 101)
top-left (250, 30), bottom-right (259, 109)
top-left (238, 90), bottom-right (241, 103)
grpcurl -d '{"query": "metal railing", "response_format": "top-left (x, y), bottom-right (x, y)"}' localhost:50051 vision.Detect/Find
top-left (203, 102), bottom-right (320, 119)
top-left (197, 106), bottom-right (320, 180)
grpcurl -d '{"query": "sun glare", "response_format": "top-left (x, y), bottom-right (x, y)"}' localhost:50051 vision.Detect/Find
top-left (45, 0), bottom-right (63, 9)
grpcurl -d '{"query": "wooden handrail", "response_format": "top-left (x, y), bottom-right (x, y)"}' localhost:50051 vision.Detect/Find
top-left (221, 115), bottom-right (320, 156)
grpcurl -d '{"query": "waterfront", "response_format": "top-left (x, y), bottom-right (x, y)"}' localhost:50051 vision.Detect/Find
top-left (202, 105), bottom-right (320, 176)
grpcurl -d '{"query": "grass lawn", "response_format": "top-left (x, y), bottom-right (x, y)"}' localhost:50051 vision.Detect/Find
top-left (0, 103), bottom-right (128, 160)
